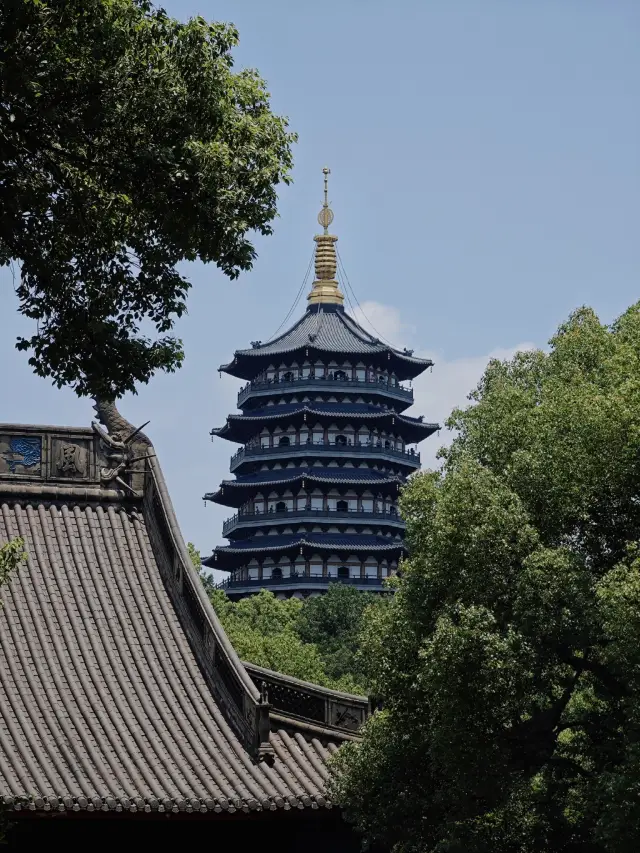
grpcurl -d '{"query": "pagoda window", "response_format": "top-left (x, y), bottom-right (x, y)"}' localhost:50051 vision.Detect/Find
top-left (301, 364), bottom-right (311, 378)
top-left (337, 566), bottom-right (349, 580)
top-left (356, 367), bottom-right (366, 382)
top-left (384, 439), bottom-right (391, 449)
top-left (362, 498), bottom-right (374, 512)
top-left (334, 369), bottom-right (348, 381)
top-left (310, 495), bottom-right (323, 510)
top-left (312, 430), bottom-right (323, 445)
top-left (271, 566), bottom-right (283, 580)
top-left (336, 500), bottom-right (349, 512)
top-left (275, 501), bottom-right (287, 513)
top-left (282, 370), bottom-right (295, 382)
top-left (299, 428), bottom-right (309, 444)
top-left (335, 434), bottom-right (348, 447)
top-left (364, 559), bottom-right (378, 578)
top-left (310, 556), bottom-right (323, 577)
top-left (278, 435), bottom-right (290, 447)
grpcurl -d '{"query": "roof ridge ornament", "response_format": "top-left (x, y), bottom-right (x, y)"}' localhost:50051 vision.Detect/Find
top-left (307, 167), bottom-right (345, 307)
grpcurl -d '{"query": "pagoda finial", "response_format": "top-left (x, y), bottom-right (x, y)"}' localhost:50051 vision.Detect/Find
top-left (308, 166), bottom-right (344, 307)
top-left (318, 166), bottom-right (333, 235)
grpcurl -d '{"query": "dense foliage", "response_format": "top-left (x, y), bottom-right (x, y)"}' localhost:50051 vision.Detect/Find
top-left (0, 0), bottom-right (294, 398)
top-left (189, 544), bottom-right (380, 692)
top-left (0, 538), bottom-right (25, 602)
top-left (331, 303), bottom-right (640, 853)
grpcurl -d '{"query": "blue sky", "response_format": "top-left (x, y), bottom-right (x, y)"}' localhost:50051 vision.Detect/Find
top-left (1, 1), bottom-right (638, 578)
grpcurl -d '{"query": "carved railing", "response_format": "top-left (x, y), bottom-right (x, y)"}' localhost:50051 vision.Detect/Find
top-left (229, 440), bottom-right (420, 471)
top-left (237, 374), bottom-right (413, 407)
top-left (216, 575), bottom-right (390, 591)
top-left (243, 662), bottom-right (371, 736)
top-left (223, 506), bottom-right (405, 536)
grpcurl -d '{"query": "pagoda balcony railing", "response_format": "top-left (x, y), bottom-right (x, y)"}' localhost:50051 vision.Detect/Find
top-left (222, 506), bottom-right (405, 537)
top-left (216, 575), bottom-right (390, 592)
top-left (229, 440), bottom-right (420, 472)
top-left (237, 374), bottom-right (414, 407)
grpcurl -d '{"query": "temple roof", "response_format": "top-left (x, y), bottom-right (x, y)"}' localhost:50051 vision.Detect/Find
top-left (0, 421), bottom-right (367, 816)
top-left (212, 402), bottom-right (438, 445)
top-left (207, 533), bottom-right (405, 571)
top-left (220, 304), bottom-right (432, 382)
top-left (205, 467), bottom-right (402, 508)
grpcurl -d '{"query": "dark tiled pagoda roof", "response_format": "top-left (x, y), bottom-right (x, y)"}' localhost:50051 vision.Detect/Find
top-left (220, 304), bottom-right (432, 381)
top-left (213, 403), bottom-right (438, 445)
top-left (207, 533), bottom-right (405, 571)
top-left (0, 422), bottom-right (369, 817)
top-left (205, 467), bottom-right (402, 508)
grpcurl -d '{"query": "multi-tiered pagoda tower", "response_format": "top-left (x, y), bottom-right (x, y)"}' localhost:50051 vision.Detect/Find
top-left (204, 170), bottom-right (438, 599)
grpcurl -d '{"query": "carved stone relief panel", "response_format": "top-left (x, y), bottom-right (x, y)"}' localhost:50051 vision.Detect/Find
top-left (0, 435), bottom-right (43, 477)
top-left (329, 701), bottom-right (364, 731)
top-left (51, 438), bottom-right (91, 479)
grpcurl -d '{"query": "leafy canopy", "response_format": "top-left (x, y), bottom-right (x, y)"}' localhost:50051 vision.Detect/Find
top-left (0, 539), bottom-right (25, 601)
top-left (297, 583), bottom-right (384, 690)
top-left (188, 543), bottom-right (381, 693)
top-left (331, 303), bottom-right (640, 853)
top-left (0, 0), bottom-right (295, 398)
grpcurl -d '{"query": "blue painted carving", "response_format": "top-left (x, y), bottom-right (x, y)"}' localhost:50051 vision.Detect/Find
top-left (2, 437), bottom-right (42, 473)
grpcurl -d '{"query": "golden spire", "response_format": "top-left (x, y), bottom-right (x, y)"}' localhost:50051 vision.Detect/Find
top-left (307, 166), bottom-right (345, 306)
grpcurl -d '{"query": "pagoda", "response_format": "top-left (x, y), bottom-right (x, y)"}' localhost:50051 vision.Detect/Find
top-left (203, 169), bottom-right (438, 599)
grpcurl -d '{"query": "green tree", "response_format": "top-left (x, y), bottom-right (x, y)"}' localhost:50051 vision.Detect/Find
top-left (209, 588), bottom-right (337, 688)
top-left (297, 583), bottom-right (385, 691)
top-left (0, 538), bottom-right (25, 603)
top-left (1, 0), bottom-right (294, 399)
top-left (331, 303), bottom-right (640, 853)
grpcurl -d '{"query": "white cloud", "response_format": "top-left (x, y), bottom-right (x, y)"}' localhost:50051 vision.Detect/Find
top-left (351, 301), bottom-right (416, 349)
top-left (349, 301), bottom-right (536, 470)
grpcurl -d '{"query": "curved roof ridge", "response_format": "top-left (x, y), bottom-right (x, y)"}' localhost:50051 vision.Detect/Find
top-left (213, 533), bottom-right (405, 554)
top-left (253, 308), bottom-right (312, 351)
top-left (146, 451), bottom-right (260, 702)
top-left (338, 308), bottom-right (382, 346)
top-left (217, 403), bottom-right (433, 422)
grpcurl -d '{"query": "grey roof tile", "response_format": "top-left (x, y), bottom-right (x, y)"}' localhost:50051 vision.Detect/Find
top-left (0, 424), bottom-right (361, 816)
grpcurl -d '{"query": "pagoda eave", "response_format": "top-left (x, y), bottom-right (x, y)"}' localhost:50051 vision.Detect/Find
top-left (204, 535), bottom-right (407, 571)
top-left (204, 470), bottom-right (403, 509)
top-left (212, 408), bottom-right (439, 445)
top-left (218, 345), bottom-right (433, 382)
